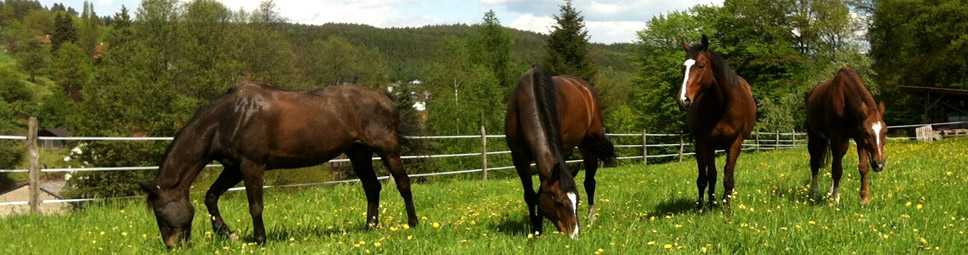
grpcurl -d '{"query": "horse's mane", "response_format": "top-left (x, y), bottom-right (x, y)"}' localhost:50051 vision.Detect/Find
top-left (529, 66), bottom-right (575, 185)
top-left (687, 45), bottom-right (740, 87)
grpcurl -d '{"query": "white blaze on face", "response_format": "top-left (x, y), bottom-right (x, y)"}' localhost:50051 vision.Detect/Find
top-left (872, 122), bottom-right (883, 147)
top-left (567, 192), bottom-right (578, 238)
top-left (680, 59), bottom-right (697, 103)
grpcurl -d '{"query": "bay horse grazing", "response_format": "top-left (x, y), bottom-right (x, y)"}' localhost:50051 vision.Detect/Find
top-left (678, 35), bottom-right (757, 208)
top-left (505, 65), bottom-right (616, 238)
top-left (805, 67), bottom-right (886, 204)
top-left (139, 82), bottom-right (418, 248)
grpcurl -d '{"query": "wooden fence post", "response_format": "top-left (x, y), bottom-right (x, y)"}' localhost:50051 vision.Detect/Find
top-left (755, 130), bottom-right (761, 151)
top-left (775, 130), bottom-right (780, 151)
top-left (642, 129), bottom-right (648, 165)
top-left (678, 133), bottom-right (685, 162)
top-left (28, 117), bottom-right (40, 213)
top-left (480, 125), bottom-right (487, 181)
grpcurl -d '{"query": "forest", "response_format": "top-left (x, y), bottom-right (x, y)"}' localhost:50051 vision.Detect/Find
top-left (1, 0), bottom-right (966, 197)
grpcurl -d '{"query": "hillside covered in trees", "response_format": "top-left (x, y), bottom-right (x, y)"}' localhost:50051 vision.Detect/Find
top-left (1, 0), bottom-right (966, 198)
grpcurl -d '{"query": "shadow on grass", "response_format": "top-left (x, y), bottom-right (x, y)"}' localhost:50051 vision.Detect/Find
top-left (648, 197), bottom-right (698, 216)
top-left (490, 214), bottom-right (532, 237)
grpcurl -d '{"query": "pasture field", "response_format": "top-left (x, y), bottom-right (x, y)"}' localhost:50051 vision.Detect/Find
top-left (0, 138), bottom-right (966, 254)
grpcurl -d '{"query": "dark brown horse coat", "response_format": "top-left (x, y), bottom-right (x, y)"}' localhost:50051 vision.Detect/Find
top-left (140, 82), bottom-right (417, 248)
top-left (805, 67), bottom-right (886, 204)
top-left (505, 66), bottom-right (615, 238)
top-left (678, 35), bottom-right (757, 208)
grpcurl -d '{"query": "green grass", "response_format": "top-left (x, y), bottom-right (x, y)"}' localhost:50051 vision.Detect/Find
top-left (1, 138), bottom-right (966, 254)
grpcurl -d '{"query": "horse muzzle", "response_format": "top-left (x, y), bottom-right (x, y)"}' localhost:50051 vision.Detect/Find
top-left (679, 97), bottom-right (692, 108)
top-left (872, 161), bottom-right (885, 172)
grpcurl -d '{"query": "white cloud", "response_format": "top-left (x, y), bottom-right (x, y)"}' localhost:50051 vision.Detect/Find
top-left (586, 21), bottom-right (646, 44)
top-left (508, 13), bottom-right (555, 35)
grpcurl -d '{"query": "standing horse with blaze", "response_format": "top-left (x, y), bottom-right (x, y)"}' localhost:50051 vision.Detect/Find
top-left (805, 66), bottom-right (886, 204)
top-left (677, 35), bottom-right (757, 209)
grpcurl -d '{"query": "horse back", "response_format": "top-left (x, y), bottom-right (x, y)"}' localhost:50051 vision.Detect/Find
top-left (806, 67), bottom-right (874, 137)
top-left (215, 82), bottom-right (399, 168)
top-left (553, 76), bottom-right (605, 149)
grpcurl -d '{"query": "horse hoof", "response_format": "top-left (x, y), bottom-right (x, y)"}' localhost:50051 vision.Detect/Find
top-left (587, 208), bottom-right (599, 226)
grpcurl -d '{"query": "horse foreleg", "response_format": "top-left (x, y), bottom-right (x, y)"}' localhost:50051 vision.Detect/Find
top-left (349, 147), bottom-right (382, 229)
top-left (722, 137), bottom-right (744, 206)
top-left (579, 148), bottom-right (599, 226)
top-left (829, 140), bottom-right (849, 204)
top-left (380, 152), bottom-right (419, 227)
top-left (240, 160), bottom-right (267, 244)
top-left (205, 166), bottom-right (242, 241)
top-left (512, 151), bottom-right (541, 235)
top-left (857, 147), bottom-right (871, 204)
top-left (702, 145), bottom-right (718, 208)
top-left (807, 132), bottom-right (827, 199)
top-left (694, 142), bottom-right (709, 209)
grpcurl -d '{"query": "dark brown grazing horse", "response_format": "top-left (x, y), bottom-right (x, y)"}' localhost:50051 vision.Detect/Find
top-left (805, 67), bottom-right (886, 204)
top-left (139, 82), bottom-right (418, 248)
top-left (678, 35), bottom-right (757, 208)
top-left (505, 65), bottom-right (616, 238)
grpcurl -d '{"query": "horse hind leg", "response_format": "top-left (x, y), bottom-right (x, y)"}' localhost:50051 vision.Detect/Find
top-left (348, 145), bottom-right (382, 229)
top-left (376, 147), bottom-right (419, 227)
top-left (205, 166), bottom-right (243, 241)
top-left (579, 147), bottom-right (599, 226)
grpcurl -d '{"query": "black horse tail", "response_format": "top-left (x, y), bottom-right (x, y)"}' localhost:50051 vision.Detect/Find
top-left (588, 135), bottom-right (617, 167)
top-left (531, 65), bottom-right (564, 158)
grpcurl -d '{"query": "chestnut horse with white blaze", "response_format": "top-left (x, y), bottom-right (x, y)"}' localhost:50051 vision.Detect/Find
top-left (678, 35), bottom-right (757, 209)
top-left (140, 82), bottom-right (418, 248)
top-left (805, 67), bottom-right (886, 204)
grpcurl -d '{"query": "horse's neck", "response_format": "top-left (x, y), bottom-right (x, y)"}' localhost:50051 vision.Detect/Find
top-left (156, 123), bottom-right (214, 191)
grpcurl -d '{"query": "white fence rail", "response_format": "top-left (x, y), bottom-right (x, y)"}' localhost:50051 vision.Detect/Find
top-left (1, 120), bottom-right (964, 209)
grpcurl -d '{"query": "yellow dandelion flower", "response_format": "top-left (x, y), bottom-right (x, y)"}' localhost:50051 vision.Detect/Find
top-left (403, 224), bottom-right (410, 230)
top-left (664, 244), bottom-right (673, 249)
top-left (883, 234), bottom-right (889, 239)
top-left (374, 242), bottom-right (381, 247)
top-left (917, 204), bottom-right (923, 210)
top-left (906, 202), bottom-right (912, 206)
top-left (390, 227), bottom-right (398, 231)
top-left (702, 247), bottom-right (707, 252)
top-left (433, 222), bottom-right (441, 228)
top-left (407, 235), bottom-right (413, 240)
top-left (809, 221), bottom-right (816, 225)
top-left (122, 232), bottom-right (128, 236)
top-left (647, 241), bottom-right (655, 245)
top-left (527, 233), bottom-right (534, 239)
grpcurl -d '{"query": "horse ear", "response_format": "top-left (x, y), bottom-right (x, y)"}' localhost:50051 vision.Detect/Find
top-left (682, 41), bottom-right (691, 51)
top-left (878, 101), bottom-right (886, 114)
top-left (139, 182), bottom-right (159, 195)
top-left (701, 34), bottom-right (709, 51)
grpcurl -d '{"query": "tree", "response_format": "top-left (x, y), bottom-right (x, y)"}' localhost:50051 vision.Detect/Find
top-left (542, 0), bottom-right (597, 82)
top-left (51, 42), bottom-right (90, 102)
top-left (309, 36), bottom-right (389, 88)
top-left (14, 36), bottom-right (49, 82)
top-left (22, 9), bottom-right (52, 35)
top-left (51, 12), bottom-right (76, 50)
top-left (77, 1), bottom-right (101, 58)
top-left (467, 10), bottom-right (515, 88)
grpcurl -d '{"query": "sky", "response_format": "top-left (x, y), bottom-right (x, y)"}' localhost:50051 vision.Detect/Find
top-left (43, 0), bottom-right (724, 44)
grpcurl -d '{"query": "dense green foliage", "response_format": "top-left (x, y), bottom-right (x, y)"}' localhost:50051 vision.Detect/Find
top-left (869, 0), bottom-right (968, 124)
top-left (0, 138), bottom-right (965, 253)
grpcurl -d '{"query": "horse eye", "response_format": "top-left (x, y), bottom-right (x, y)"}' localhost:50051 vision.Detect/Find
top-left (698, 64), bottom-right (706, 69)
